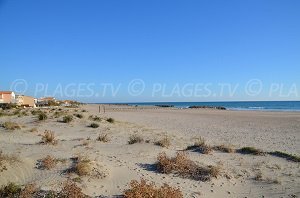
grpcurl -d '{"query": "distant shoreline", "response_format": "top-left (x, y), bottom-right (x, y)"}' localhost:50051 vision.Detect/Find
top-left (87, 101), bottom-right (300, 112)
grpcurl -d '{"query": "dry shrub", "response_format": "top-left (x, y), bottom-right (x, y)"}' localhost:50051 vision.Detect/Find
top-left (124, 179), bottom-right (183, 198)
top-left (128, 134), bottom-right (144, 144)
top-left (254, 171), bottom-right (263, 181)
top-left (75, 158), bottom-right (91, 176)
top-left (41, 130), bottom-right (57, 145)
top-left (0, 151), bottom-right (19, 171)
top-left (19, 183), bottom-right (37, 198)
top-left (213, 145), bottom-right (235, 153)
top-left (156, 152), bottom-right (220, 181)
top-left (81, 140), bottom-right (90, 146)
top-left (1, 121), bottom-right (21, 130)
top-left (59, 180), bottom-right (87, 198)
top-left (186, 137), bottom-right (212, 154)
top-left (155, 136), bottom-right (171, 148)
top-left (29, 127), bottom-right (38, 133)
top-left (39, 155), bottom-right (57, 170)
top-left (96, 134), bottom-right (110, 142)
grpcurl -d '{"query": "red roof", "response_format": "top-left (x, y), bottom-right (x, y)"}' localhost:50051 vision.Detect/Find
top-left (0, 91), bottom-right (13, 94)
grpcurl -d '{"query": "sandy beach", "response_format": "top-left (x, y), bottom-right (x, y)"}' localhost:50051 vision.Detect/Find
top-left (0, 104), bottom-right (299, 197)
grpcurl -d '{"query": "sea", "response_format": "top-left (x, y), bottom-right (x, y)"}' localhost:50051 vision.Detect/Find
top-left (124, 101), bottom-right (300, 112)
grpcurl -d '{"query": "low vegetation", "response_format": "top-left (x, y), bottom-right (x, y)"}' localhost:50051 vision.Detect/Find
top-left (0, 183), bottom-right (37, 198)
top-left (59, 180), bottom-right (87, 198)
top-left (156, 152), bottom-right (220, 181)
top-left (268, 151), bottom-right (300, 162)
top-left (1, 121), bottom-right (21, 130)
top-left (155, 136), bottom-right (171, 148)
top-left (19, 183), bottom-right (37, 198)
top-left (89, 123), bottom-right (99, 128)
top-left (213, 144), bottom-right (235, 153)
top-left (62, 115), bottom-right (73, 123)
top-left (0, 151), bottom-right (19, 172)
top-left (0, 182), bottom-right (22, 197)
top-left (0, 103), bottom-right (17, 110)
top-left (89, 115), bottom-right (102, 122)
top-left (40, 130), bottom-right (57, 145)
top-left (38, 155), bottom-right (57, 170)
top-left (186, 137), bottom-right (212, 154)
top-left (31, 110), bottom-right (42, 115)
top-left (237, 147), bottom-right (264, 155)
top-left (124, 179), bottom-right (183, 198)
top-left (29, 127), bottom-right (38, 132)
top-left (38, 112), bottom-right (48, 121)
top-left (128, 134), bottom-right (144, 144)
top-left (75, 157), bottom-right (92, 176)
top-left (53, 111), bottom-right (67, 118)
top-left (96, 134), bottom-right (110, 142)
top-left (74, 113), bottom-right (83, 119)
top-left (106, 118), bottom-right (115, 123)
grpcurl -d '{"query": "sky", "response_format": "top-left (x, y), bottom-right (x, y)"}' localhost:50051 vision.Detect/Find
top-left (0, 0), bottom-right (299, 103)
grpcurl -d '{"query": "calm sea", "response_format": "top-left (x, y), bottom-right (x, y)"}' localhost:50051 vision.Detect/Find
top-left (125, 101), bottom-right (300, 111)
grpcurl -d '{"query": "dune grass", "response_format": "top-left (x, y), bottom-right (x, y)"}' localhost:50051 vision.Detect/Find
top-left (75, 157), bottom-right (92, 176)
top-left (186, 137), bottom-right (212, 154)
top-left (155, 136), bottom-right (171, 148)
top-left (40, 130), bottom-right (57, 145)
top-left (156, 152), bottom-right (220, 181)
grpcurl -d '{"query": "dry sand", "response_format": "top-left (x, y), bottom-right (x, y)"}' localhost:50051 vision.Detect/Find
top-left (0, 104), bottom-right (299, 197)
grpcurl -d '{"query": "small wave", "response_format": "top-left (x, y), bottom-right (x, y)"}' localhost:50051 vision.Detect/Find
top-left (248, 107), bottom-right (265, 109)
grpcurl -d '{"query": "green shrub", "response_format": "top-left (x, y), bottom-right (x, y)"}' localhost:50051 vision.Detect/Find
top-left (74, 114), bottom-right (83, 119)
top-left (106, 118), bottom-right (115, 123)
top-left (269, 151), bottom-right (300, 162)
top-left (237, 147), bottom-right (264, 155)
top-left (89, 123), bottom-right (99, 128)
top-left (62, 115), bottom-right (73, 123)
top-left (31, 110), bottom-right (42, 115)
top-left (38, 112), bottom-right (47, 121)
top-left (0, 182), bottom-right (21, 197)
top-left (128, 135), bottom-right (144, 144)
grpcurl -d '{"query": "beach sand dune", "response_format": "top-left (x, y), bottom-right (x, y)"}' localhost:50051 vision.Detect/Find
top-left (0, 104), bottom-right (299, 197)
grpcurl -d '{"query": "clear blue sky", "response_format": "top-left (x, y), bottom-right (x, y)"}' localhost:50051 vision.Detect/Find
top-left (0, 0), bottom-right (299, 102)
